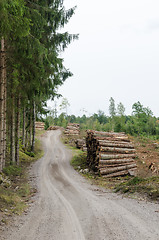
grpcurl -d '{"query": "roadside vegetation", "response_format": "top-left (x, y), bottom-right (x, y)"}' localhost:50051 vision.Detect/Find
top-left (0, 131), bottom-right (44, 226)
top-left (61, 128), bottom-right (159, 202)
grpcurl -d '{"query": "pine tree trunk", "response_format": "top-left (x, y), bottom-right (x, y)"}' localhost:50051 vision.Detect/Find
top-left (29, 107), bottom-right (32, 149)
top-left (0, 38), bottom-right (5, 172)
top-left (22, 107), bottom-right (26, 147)
top-left (31, 101), bottom-right (36, 152)
top-left (25, 129), bottom-right (28, 148)
top-left (3, 45), bottom-right (7, 168)
top-left (10, 96), bottom-right (15, 164)
top-left (15, 96), bottom-right (20, 165)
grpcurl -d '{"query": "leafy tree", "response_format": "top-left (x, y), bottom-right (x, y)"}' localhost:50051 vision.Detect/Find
top-left (132, 101), bottom-right (154, 135)
top-left (117, 102), bottom-right (125, 116)
top-left (109, 97), bottom-right (116, 117)
top-left (59, 97), bottom-right (70, 115)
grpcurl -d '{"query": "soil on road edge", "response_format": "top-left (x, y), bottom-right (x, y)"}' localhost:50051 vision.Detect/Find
top-left (1, 130), bottom-right (159, 240)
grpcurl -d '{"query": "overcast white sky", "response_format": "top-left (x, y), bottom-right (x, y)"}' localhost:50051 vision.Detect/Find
top-left (48, 0), bottom-right (159, 117)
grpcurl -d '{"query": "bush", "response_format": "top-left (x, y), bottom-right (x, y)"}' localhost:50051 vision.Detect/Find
top-left (3, 165), bottom-right (22, 177)
top-left (25, 151), bottom-right (35, 157)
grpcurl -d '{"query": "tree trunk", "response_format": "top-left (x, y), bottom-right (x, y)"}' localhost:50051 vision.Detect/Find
top-left (100, 146), bottom-right (136, 154)
top-left (31, 100), bottom-right (36, 152)
top-left (102, 168), bottom-right (137, 178)
top-left (98, 140), bottom-right (134, 148)
top-left (3, 46), bottom-right (7, 168)
top-left (0, 38), bottom-right (5, 172)
top-left (100, 164), bottom-right (136, 175)
top-left (22, 107), bottom-right (26, 147)
top-left (15, 96), bottom-right (20, 165)
top-left (10, 98), bottom-right (15, 164)
top-left (99, 153), bottom-right (136, 160)
top-left (29, 107), bottom-right (32, 149)
top-left (99, 158), bottom-right (136, 165)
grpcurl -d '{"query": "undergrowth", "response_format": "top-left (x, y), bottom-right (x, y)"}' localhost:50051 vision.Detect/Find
top-left (115, 176), bottom-right (159, 200)
top-left (71, 151), bottom-right (87, 171)
top-left (0, 134), bottom-right (44, 224)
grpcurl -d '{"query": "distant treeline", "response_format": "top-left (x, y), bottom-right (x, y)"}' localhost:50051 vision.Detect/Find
top-left (45, 100), bottom-right (159, 138)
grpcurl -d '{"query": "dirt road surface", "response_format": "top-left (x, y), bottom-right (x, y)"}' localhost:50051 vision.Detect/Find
top-left (2, 130), bottom-right (159, 240)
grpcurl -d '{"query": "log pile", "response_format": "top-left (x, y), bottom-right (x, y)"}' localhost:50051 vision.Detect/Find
top-left (47, 126), bottom-right (64, 131)
top-left (64, 123), bottom-right (80, 136)
top-left (75, 139), bottom-right (87, 152)
top-left (35, 122), bottom-right (45, 130)
top-left (86, 130), bottom-right (137, 177)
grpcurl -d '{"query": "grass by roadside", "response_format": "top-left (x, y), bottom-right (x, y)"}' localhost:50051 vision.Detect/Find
top-left (0, 132), bottom-right (44, 226)
top-left (70, 146), bottom-right (159, 202)
top-left (114, 176), bottom-right (159, 200)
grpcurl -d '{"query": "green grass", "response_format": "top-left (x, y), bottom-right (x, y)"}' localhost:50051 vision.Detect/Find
top-left (0, 185), bottom-right (28, 215)
top-left (71, 151), bottom-right (87, 171)
top-left (3, 165), bottom-right (22, 177)
top-left (114, 176), bottom-right (159, 200)
top-left (0, 134), bottom-right (44, 224)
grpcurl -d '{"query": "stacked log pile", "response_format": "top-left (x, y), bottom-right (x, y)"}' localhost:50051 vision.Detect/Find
top-left (86, 130), bottom-right (137, 177)
top-left (47, 126), bottom-right (64, 131)
top-left (35, 122), bottom-right (45, 130)
top-left (75, 139), bottom-right (87, 152)
top-left (64, 123), bottom-right (80, 136)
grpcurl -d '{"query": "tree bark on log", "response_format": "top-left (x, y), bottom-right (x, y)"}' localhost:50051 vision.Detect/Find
top-left (99, 158), bottom-right (135, 165)
top-left (100, 164), bottom-right (136, 175)
top-left (95, 136), bottom-right (130, 142)
top-left (92, 130), bottom-right (126, 136)
top-left (102, 168), bottom-right (137, 178)
top-left (98, 140), bottom-right (134, 148)
top-left (100, 146), bottom-right (136, 154)
top-left (99, 153), bottom-right (136, 160)
top-left (86, 130), bottom-right (137, 177)
top-left (98, 162), bottom-right (135, 168)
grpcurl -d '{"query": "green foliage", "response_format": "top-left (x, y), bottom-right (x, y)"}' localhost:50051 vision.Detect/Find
top-left (0, 0), bottom-right (30, 39)
top-left (59, 97), bottom-right (70, 115)
top-left (109, 97), bottom-right (116, 117)
top-left (3, 165), bottom-right (22, 177)
top-left (117, 102), bottom-right (125, 116)
top-left (0, 0), bottom-right (77, 170)
top-left (25, 151), bottom-right (35, 158)
top-left (45, 100), bottom-right (159, 139)
top-left (71, 152), bottom-right (87, 171)
top-left (114, 176), bottom-right (159, 200)
top-left (125, 176), bottom-right (144, 185)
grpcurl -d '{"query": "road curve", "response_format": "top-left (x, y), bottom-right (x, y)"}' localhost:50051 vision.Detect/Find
top-left (4, 130), bottom-right (159, 240)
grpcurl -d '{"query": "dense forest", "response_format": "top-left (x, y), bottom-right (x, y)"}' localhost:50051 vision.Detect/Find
top-left (0, 0), bottom-right (77, 172)
top-left (45, 98), bottom-right (159, 139)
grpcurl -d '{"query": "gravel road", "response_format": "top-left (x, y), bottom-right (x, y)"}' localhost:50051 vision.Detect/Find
top-left (3, 130), bottom-right (159, 240)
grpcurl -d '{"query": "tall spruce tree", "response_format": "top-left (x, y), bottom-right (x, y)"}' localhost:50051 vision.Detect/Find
top-left (0, 0), bottom-right (30, 170)
top-left (0, 0), bottom-right (77, 170)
